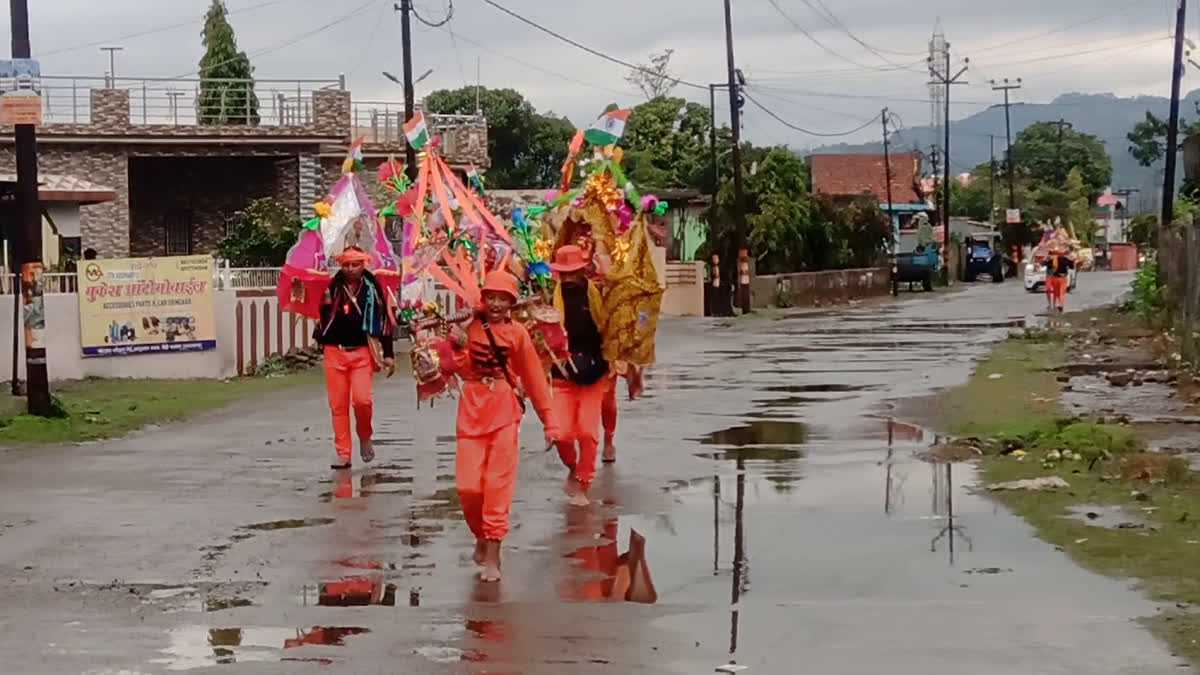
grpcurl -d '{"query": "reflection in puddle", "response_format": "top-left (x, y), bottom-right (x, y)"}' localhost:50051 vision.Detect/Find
top-left (763, 383), bottom-right (872, 394)
top-left (241, 517), bottom-right (335, 531)
top-left (700, 421), bottom-right (809, 446)
top-left (303, 578), bottom-right (398, 607)
top-left (155, 624), bottom-right (369, 669)
top-left (695, 447), bottom-right (804, 462)
top-left (560, 517), bottom-right (658, 604)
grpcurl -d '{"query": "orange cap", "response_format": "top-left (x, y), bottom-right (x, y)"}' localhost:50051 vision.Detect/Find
top-left (481, 270), bottom-right (520, 301)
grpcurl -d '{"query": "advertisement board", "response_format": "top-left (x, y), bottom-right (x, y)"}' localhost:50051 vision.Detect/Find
top-left (77, 256), bottom-right (216, 358)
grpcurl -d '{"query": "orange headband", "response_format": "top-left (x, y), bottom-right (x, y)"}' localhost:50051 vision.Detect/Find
top-left (335, 247), bottom-right (371, 265)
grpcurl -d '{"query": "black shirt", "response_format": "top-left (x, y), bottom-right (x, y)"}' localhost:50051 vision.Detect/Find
top-left (1045, 256), bottom-right (1074, 277)
top-left (561, 282), bottom-right (603, 357)
top-left (314, 275), bottom-right (394, 359)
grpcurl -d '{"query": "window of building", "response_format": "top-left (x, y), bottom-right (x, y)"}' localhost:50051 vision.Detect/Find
top-left (164, 208), bottom-right (192, 255)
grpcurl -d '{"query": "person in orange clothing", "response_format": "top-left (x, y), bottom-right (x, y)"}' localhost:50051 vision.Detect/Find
top-left (448, 270), bottom-right (560, 583)
top-left (315, 246), bottom-right (395, 470)
top-left (1044, 248), bottom-right (1075, 313)
top-left (600, 362), bottom-right (645, 463)
top-left (549, 245), bottom-right (610, 507)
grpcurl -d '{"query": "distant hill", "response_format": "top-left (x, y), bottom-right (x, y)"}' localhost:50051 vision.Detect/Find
top-left (808, 89), bottom-right (1200, 213)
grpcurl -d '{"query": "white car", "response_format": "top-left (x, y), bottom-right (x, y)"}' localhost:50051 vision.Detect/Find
top-left (1024, 260), bottom-right (1077, 293)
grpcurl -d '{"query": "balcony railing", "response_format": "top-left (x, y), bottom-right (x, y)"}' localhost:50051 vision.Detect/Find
top-left (39, 75), bottom-right (344, 126)
top-left (349, 100), bottom-right (485, 144)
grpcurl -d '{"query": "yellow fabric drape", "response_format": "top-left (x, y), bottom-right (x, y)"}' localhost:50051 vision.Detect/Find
top-left (599, 215), bottom-right (663, 366)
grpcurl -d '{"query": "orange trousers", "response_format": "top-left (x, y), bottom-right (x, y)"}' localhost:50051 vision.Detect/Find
top-left (323, 346), bottom-right (374, 460)
top-left (456, 422), bottom-right (520, 540)
top-left (602, 375), bottom-right (617, 441)
top-left (554, 378), bottom-right (607, 485)
top-left (1046, 275), bottom-right (1068, 309)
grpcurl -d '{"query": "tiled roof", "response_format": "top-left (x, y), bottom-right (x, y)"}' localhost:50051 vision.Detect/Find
top-left (0, 172), bottom-right (117, 204)
top-left (809, 152), bottom-right (923, 204)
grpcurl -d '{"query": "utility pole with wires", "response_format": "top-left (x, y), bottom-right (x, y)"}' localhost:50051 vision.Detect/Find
top-left (722, 0), bottom-right (750, 314)
top-left (9, 0), bottom-right (51, 416)
top-left (991, 77), bottom-right (1022, 212)
top-left (928, 42), bottom-right (967, 284)
top-left (989, 135), bottom-right (997, 227)
top-left (1050, 118), bottom-right (1073, 183)
top-left (882, 107), bottom-right (897, 295)
top-left (395, 1), bottom-right (418, 180)
top-left (1162, 0), bottom-right (1187, 237)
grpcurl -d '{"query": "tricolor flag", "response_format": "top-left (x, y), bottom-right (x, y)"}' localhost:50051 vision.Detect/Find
top-left (466, 164), bottom-right (484, 196)
top-left (584, 108), bottom-right (630, 146)
top-left (404, 112), bottom-right (429, 151)
top-left (342, 136), bottom-right (365, 173)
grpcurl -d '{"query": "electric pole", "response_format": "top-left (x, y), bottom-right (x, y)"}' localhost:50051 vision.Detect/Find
top-left (723, 0), bottom-right (750, 314)
top-left (991, 77), bottom-right (1022, 211)
top-left (9, 0), bottom-right (50, 416)
top-left (1050, 118), bottom-right (1073, 184)
top-left (882, 108), bottom-right (897, 295)
top-left (989, 135), bottom-right (997, 227)
top-left (1163, 0), bottom-right (1187, 234)
top-left (394, 1), bottom-right (417, 180)
top-left (929, 42), bottom-right (967, 284)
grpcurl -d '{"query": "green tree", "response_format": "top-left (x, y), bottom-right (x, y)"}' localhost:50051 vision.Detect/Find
top-left (625, 50), bottom-right (679, 100)
top-left (1065, 168), bottom-right (1096, 243)
top-left (218, 198), bottom-right (300, 266)
top-left (1012, 121), bottom-right (1111, 197)
top-left (1126, 111), bottom-right (1200, 167)
top-left (197, 0), bottom-right (259, 125)
top-left (1128, 213), bottom-right (1157, 249)
top-left (620, 96), bottom-right (711, 190)
top-left (423, 87), bottom-right (575, 188)
top-left (741, 148), bottom-right (813, 274)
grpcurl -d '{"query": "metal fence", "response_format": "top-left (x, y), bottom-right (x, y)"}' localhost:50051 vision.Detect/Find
top-left (39, 75), bottom-right (343, 126)
top-left (349, 101), bottom-right (485, 144)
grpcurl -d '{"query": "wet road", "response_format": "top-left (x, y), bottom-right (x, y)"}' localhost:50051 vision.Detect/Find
top-left (2, 271), bottom-right (1187, 674)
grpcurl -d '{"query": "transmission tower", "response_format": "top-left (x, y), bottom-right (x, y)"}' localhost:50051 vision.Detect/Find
top-left (928, 21), bottom-right (947, 162)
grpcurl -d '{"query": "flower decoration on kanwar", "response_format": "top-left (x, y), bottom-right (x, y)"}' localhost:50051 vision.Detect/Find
top-left (519, 106), bottom-right (666, 367)
top-left (275, 137), bottom-right (401, 322)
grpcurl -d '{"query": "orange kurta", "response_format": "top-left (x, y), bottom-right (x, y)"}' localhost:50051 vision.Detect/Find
top-left (451, 317), bottom-right (558, 540)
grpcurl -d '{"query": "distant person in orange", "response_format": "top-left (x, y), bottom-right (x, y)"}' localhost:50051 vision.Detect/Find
top-left (1044, 248), bottom-right (1074, 313)
top-left (449, 270), bottom-right (560, 583)
top-left (315, 246), bottom-right (394, 470)
top-left (549, 246), bottom-right (610, 507)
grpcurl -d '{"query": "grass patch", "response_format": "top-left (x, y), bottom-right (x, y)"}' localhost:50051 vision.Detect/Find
top-left (932, 320), bottom-right (1200, 666)
top-left (0, 370), bottom-right (322, 444)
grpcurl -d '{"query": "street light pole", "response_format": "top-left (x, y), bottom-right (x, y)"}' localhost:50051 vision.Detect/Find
top-left (395, 0), bottom-right (417, 181)
top-left (9, 0), bottom-right (50, 416)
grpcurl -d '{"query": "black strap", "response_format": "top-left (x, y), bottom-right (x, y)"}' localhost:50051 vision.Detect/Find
top-left (480, 317), bottom-right (526, 414)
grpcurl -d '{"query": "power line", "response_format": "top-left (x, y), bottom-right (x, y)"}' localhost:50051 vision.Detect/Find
top-left (742, 89), bottom-right (878, 137)
top-left (805, 0), bottom-right (927, 61)
top-left (435, 24), bottom-right (640, 99)
top-left (962, 0), bottom-right (1156, 55)
top-left (762, 0), bottom-right (887, 70)
top-left (478, 0), bottom-right (707, 90)
top-left (411, 0), bottom-right (454, 28)
top-left (40, 0), bottom-right (299, 58)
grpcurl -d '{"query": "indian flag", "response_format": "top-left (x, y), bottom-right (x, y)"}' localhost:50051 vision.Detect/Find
top-left (404, 112), bottom-right (429, 150)
top-left (584, 108), bottom-right (630, 146)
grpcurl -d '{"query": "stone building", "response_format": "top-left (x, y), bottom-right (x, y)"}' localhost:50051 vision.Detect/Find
top-left (0, 76), bottom-right (489, 260)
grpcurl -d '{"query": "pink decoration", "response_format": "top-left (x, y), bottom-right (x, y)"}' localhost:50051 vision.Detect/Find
top-left (616, 201), bottom-right (634, 233)
top-left (640, 195), bottom-right (658, 212)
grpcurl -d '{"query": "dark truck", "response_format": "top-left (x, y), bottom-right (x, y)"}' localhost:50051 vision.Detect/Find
top-left (963, 232), bottom-right (1006, 283)
top-left (893, 245), bottom-right (938, 293)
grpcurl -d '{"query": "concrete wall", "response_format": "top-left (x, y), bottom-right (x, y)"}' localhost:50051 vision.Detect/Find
top-left (0, 290), bottom-right (238, 382)
top-left (751, 267), bottom-right (890, 309)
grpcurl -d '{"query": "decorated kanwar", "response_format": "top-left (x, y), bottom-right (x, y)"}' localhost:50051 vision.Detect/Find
top-left (274, 139), bottom-right (400, 470)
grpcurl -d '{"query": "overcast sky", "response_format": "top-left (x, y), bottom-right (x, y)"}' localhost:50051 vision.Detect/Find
top-left (5, 0), bottom-right (1189, 148)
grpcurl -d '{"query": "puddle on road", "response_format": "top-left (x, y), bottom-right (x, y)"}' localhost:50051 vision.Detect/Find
top-left (152, 625), bottom-right (368, 670)
top-left (695, 447), bottom-right (805, 462)
top-left (241, 517), bottom-right (335, 531)
top-left (559, 518), bottom-right (659, 605)
top-left (763, 383), bottom-right (873, 394)
top-left (302, 578), bottom-right (399, 607)
top-left (699, 421), bottom-right (809, 446)
top-left (1065, 504), bottom-right (1159, 531)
